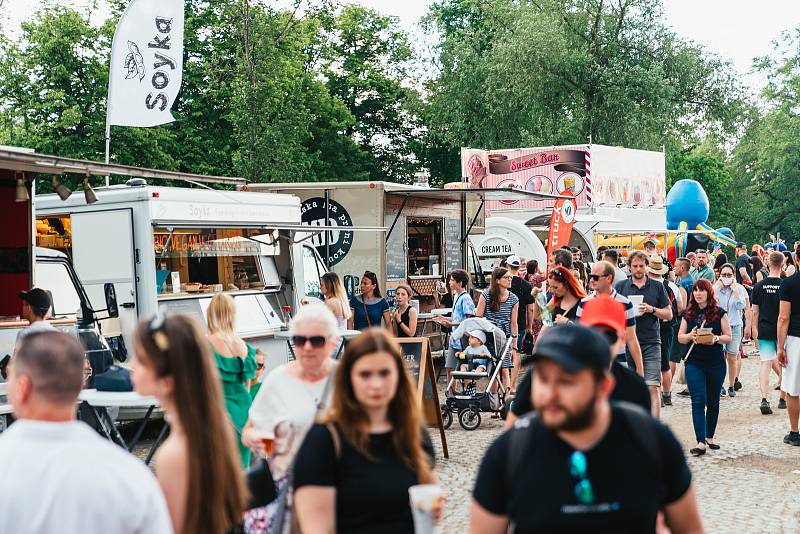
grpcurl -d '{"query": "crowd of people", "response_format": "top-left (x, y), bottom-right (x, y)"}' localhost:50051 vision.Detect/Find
top-left (2, 239), bottom-right (800, 533)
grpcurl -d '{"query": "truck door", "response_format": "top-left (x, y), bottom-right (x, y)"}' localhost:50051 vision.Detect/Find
top-left (70, 209), bottom-right (137, 339)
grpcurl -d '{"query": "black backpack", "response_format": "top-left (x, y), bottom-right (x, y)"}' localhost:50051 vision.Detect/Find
top-left (504, 402), bottom-right (662, 509)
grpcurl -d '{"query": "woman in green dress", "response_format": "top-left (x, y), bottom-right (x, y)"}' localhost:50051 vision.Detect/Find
top-left (207, 293), bottom-right (257, 467)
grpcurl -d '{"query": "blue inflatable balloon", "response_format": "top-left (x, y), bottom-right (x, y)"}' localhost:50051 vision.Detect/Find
top-left (778, 242), bottom-right (788, 252)
top-left (666, 179), bottom-right (709, 230)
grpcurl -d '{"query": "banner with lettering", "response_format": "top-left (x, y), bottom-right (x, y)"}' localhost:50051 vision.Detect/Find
top-left (546, 197), bottom-right (577, 255)
top-left (107, 0), bottom-right (184, 127)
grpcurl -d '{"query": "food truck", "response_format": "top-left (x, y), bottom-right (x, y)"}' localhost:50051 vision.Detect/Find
top-left (462, 144), bottom-right (668, 260)
top-left (468, 217), bottom-right (548, 273)
top-left (242, 181), bottom-right (559, 304)
top-left (36, 180), bottom-right (332, 366)
top-left (0, 147), bottom-right (116, 376)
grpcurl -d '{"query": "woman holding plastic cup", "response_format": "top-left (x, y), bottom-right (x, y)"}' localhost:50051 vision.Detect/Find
top-left (293, 328), bottom-right (438, 532)
top-left (242, 303), bottom-right (339, 532)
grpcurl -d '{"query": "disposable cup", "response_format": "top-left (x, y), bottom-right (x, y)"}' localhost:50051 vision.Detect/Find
top-left (627, 295), bottom-right (644, 316)
top-left (408, 484), bottom-right (443, 534)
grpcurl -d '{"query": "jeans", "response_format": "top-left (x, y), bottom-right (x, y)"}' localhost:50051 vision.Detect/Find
top-left (685, 358), bottom-right (727, 444)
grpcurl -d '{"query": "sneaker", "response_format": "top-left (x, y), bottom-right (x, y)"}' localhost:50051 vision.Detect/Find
top-left (662, 392), bottom-right (672, 406)
top-left (784, 432), bottom-right (800, 446)
top-left (734, 378), bottom-right (743, 391)
top-left (676, 389), bottom-right (690, 397)
top-left (779, 398), bottom-right (787, 409)
top-left (720, 388), bottom-right (727, 397)
top-left (728, 387), bottom-right (736, 397)
top-left (760, 399), bottom-right (773, 415)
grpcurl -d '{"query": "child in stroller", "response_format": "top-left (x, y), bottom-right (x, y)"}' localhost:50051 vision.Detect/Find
top-left (456, 330), bottom-right (492, 395)
top-left (442, 318), bottom-right (514, 430)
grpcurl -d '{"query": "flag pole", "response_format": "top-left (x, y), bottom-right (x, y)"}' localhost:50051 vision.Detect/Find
top-left (104, 120), bottom-right (111, 187)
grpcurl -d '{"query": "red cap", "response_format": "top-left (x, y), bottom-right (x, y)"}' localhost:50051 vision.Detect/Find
top-left (579, 296), bottom-right (626, 334)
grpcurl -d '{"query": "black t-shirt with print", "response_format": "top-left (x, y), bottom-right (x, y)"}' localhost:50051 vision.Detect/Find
top-left (473, 406), bottom-right (692, 533)
top-left (511, 361), bottom-right (651, 416)
top-left (752, 276), bottom-right (782, 340)
top-left (294, 424), bottom-right (435, 534)
top-left (779, 273), bottom-right (800, 338)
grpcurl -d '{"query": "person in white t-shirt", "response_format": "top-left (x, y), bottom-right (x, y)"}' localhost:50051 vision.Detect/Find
top-left (0, 330), bottom-right (172, 534)
top-left (13, 288), bottom-right (56, 350)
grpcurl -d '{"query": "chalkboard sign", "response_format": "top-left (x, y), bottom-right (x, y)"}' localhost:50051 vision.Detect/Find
top-left (385, 212), bottom-right (406, 280)
top-left (397, 338), bottom-right (448, 458)
top-left (444, 217), bottom-right (462, 274)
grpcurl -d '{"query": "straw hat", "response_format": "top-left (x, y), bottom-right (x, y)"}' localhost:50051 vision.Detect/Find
top-left (648, 255), bottom-right (668, 275)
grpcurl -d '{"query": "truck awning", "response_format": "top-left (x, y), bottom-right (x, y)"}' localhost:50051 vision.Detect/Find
top-left (0, 146), bottom-right (246, 186)
top-left (387, 187), bottom-right (568, 202)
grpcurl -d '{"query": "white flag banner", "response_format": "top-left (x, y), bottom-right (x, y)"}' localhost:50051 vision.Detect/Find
top-left (107, 0), bottom-right (184, 127)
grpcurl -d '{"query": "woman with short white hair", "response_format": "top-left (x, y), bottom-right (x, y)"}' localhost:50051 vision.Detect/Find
top-left (242, 303), bottom-right (339, 533)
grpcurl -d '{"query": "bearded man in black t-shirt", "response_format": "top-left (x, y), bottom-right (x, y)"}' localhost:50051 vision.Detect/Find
top-left (471, 323), bottom-right (701, 534)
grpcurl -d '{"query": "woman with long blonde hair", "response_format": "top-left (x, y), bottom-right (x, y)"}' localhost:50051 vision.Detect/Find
top-left (293, 329), bottom-right (436, 532)
top-left (320, 272), bottom-right (351, 330)
top-left (207, 293), bottom-right (257, 467)
top-left (131, 313), bottom-right (248, 534)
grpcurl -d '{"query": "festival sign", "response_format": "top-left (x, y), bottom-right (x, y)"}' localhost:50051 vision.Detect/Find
top-left (301, 197), bottom-right (354, 267)
top-left (107, 0), bottom-right (185, 127)
top-left (461, 144), bottom-right (666, 215)
top-left (546, 197), bottom-right (577, 254)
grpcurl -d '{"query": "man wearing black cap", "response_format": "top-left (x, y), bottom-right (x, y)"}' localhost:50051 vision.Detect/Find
top-left (471, 324), bottom-right (701, 533)
top-left (16, 288), bottom-right (55, 345)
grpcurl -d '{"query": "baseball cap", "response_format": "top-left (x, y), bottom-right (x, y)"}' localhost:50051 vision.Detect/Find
top-left (19, 288), bottom-right (51, 313)
top-left (579, 296), bottom-right (626, 334)
top-left (467, 330), bottom-right (486, 344)
top-left (736, 241), bottom-right (746, 248)
top-left (532, 324), bottom-right (611, 373)
top-left (505, 255), bottom-right (521, 268)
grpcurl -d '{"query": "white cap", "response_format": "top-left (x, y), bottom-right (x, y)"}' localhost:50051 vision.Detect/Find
top-left (506, 255), bottom-right (521, 268)
top-left (467, 330), bottom-right (486, 344)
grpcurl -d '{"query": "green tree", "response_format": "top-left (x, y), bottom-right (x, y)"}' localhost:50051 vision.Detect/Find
top-left (421, 0), bottom-right (747, 183)
top-left (321, 5), bottom-right (420, 182)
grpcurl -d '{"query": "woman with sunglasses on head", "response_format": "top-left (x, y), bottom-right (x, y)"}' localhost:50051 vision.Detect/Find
top-left (349, 271), bottom-right (391, 331)
top-left (390, 285), bottom-right (418, 338)
top-left (476, 266), bottom-right (520, 392)
top-left (677, 279), bottom-right (732, 456)
top-left (547, 266), bottom-right (587, 325)
top-left (207, 293), bottom-right (258, 468)
top-left (131, 313), bottom-right (247, 534)
top-left (293, 329), bottom-right (437, 533)
top-left (242, 304), bottom-right (339, 532)
top-left (320, 272), bottom-right (351, 331)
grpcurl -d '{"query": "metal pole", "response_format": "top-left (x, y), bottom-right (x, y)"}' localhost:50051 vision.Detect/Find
top-left (104, 122), bottom-right (111, 187)
top-left (324, 189), bottom-right (330, 269)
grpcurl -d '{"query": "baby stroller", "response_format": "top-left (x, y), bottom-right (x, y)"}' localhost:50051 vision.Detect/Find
top-left (442, 318), bottom-right (514, 430)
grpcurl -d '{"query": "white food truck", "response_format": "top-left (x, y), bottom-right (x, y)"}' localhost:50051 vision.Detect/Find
top-left (469, 217), bottom-right (548, 273)
top-left (36, 180), bottom-right (329, 367)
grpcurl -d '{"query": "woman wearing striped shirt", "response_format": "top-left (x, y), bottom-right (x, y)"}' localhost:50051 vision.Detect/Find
top-left (476, 266), bottom-right (519, 393)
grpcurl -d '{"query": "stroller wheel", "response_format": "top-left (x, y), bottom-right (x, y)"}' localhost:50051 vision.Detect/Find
top-left (459, 406), bottom-right (481, 431)
top-left (441, 405), bottom-right (453, 430)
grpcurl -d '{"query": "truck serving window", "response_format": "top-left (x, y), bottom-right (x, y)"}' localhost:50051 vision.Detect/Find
top-left (153, 227), bottom-right (271, 296)
top-left (407, 218), bottom-right (443, 277)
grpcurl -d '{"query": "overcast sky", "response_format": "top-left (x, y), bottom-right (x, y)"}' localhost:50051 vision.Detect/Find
top-left (4, 0), bottom-right (800, 91)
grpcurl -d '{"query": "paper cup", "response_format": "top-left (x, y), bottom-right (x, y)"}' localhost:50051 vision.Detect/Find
top-left (627, 295), bottom-right (644, 316)
top-left (408, 484), bottom-right (443, 534)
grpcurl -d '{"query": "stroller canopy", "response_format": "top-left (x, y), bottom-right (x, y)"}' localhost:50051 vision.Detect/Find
top-left (451, 317), bottom-right (507, 357)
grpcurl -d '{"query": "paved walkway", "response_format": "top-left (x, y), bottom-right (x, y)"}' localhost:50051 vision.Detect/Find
top-left (434, 344), bottom-right (800, 532)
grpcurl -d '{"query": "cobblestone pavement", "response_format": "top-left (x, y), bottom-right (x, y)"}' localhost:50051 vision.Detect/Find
top-left (433, 344), bottom-right (800, 533)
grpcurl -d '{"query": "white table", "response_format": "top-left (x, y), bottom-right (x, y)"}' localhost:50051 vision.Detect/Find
top-left (78, 389), bottom-right (164, 465)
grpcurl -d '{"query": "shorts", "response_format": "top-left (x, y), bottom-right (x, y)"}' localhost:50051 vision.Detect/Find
top-left (641, 343), bottom-right (661, 387)
top-left (781, 336), bottom-right (800, 396)
top-left (758, 339), bottom-right (778, 362)
top-left (471, 358), bottom-right (489, 371)
top-left (725, 325), bottom-right (743, 356)
top-left (516, 332), bottom-right (527, 353)
top-left (660, 324), bottom-right (674, 372)
top-left (445, 347), bottom-right (459, 369)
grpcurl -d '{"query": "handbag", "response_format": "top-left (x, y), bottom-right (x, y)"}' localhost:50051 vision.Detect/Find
top-left (94, 365), bottom-right (133, 392)
top-left (246, 459), bottom-right (277, 509)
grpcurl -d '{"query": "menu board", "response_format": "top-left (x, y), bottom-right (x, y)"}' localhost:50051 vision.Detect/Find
top-left (444, 217), bottom-right (462, 275)
top-left (385, 211), bottom-right (406, 280)
top-left (397, 338), bottom-right (448, 458)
